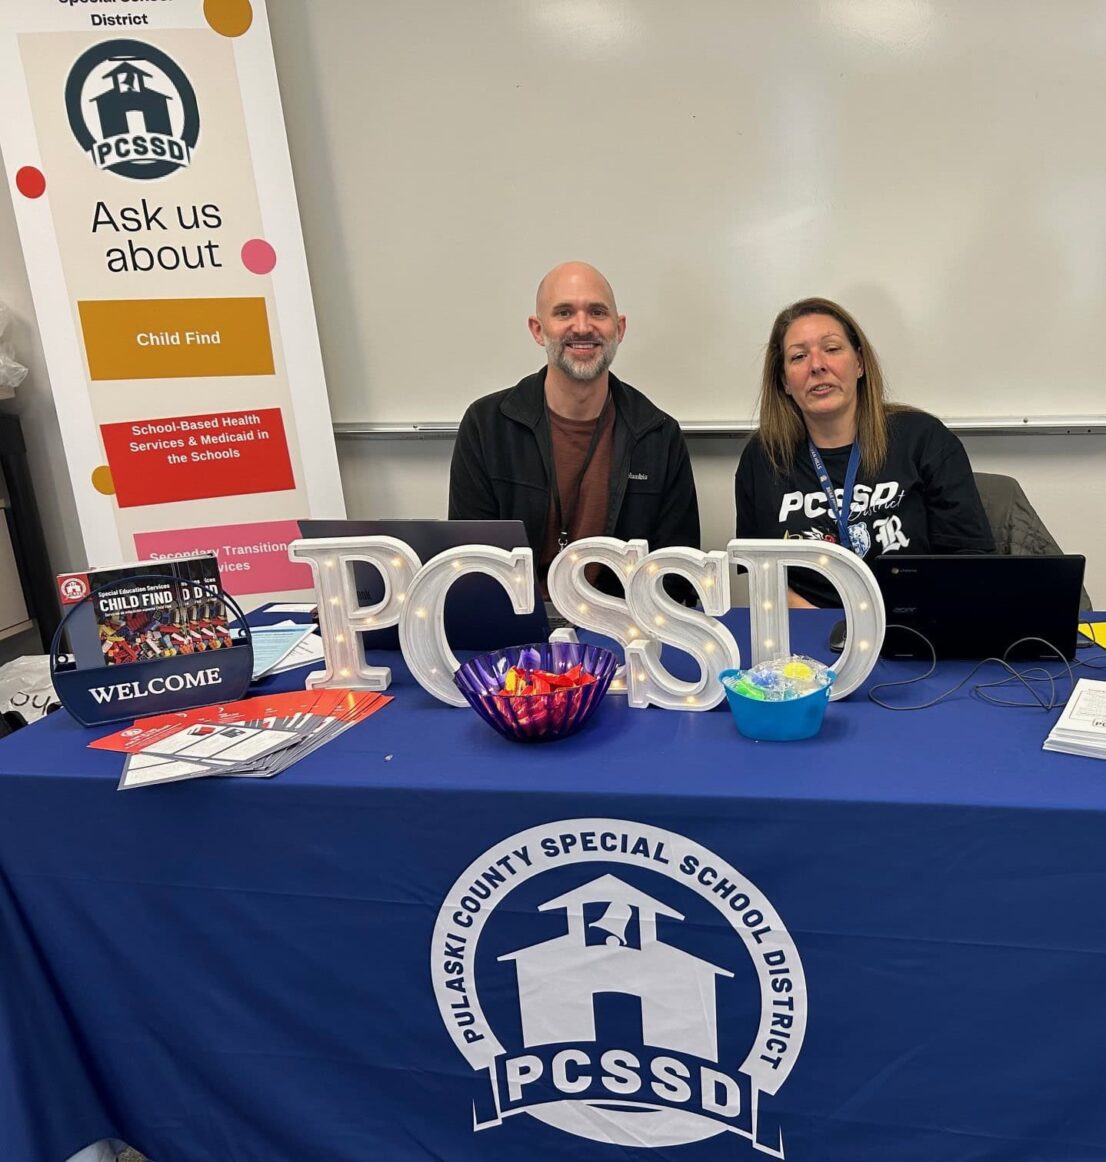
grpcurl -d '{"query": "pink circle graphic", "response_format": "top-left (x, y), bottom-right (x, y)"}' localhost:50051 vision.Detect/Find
top-left (241, 238), bottom-right (277, 275)
top-left (16, 167), bottom-right (46, 199)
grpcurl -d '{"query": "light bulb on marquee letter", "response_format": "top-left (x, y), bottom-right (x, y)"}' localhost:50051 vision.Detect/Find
top-left (288, 536), bottom-right (422, 691)
top-left (400, 545), bottom-right (536, 706)
top-left (726, 539), bottom-right (885, 700)
top-left (624, 548), bottom-right (741, 711)
top-left (545, 537), bottom-right (654, 695)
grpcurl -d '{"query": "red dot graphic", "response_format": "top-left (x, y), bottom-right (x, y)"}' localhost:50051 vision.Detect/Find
top-left (15, 167), bottom-right (46, 199)
top-left (241, 238), bottom-right (277, 275)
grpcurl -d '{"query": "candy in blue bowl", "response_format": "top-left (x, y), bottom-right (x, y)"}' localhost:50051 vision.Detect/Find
top-left (720, 656), bottom-right (836, 742)
top-left (453, 641), bottom-right (617, 742)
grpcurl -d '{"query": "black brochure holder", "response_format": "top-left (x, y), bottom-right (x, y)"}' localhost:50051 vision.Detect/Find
top-left (50, 573), bottom-right (253, 728)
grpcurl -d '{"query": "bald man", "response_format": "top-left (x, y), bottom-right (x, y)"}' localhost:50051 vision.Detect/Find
top-left (448, 262), bottom-right (700, 596)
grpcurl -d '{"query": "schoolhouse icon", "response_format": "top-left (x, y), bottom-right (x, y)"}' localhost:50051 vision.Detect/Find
top-left (91, 59), bottom-right (173, 139)
top-left (499, 873), bottom-right (733, 1062)
top-left (65, 40), bottom-right (199, 179)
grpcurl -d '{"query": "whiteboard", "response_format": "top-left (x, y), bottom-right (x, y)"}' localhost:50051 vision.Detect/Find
top-left (267, 1), bottom-right (1106, 426)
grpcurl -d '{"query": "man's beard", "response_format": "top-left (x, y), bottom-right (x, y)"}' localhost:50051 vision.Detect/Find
top-left (547, 333), bottom-right (619, 382)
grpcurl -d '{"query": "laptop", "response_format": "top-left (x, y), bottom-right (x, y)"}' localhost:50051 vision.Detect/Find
top-left (296, 519), bottom-right (550, 651)
top-left (870, 554), bottom-right (1086, 661)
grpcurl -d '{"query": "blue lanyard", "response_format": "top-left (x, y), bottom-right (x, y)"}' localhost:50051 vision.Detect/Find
top-left (807, 438), bottom-right (862, 554)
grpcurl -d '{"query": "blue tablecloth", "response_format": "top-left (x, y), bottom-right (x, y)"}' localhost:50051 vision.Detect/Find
top-left (2, 611), bottom-right (1106, 1162)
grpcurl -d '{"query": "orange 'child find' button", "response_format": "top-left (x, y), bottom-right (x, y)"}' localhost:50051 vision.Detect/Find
top-left (78, 297), bottom-right (275, 380)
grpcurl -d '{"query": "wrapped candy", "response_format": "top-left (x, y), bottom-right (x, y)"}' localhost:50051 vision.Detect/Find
top-left (495, 662), bottom-right (597, 697)
top-left (486, 661), bottom-right (599, 735)
top-left (723, 655), bottom-right (835, 703)
top-left (455, 641), bottom-right (617, 743)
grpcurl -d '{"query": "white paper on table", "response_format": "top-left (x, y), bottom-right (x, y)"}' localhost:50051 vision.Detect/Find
top-left (1043, 678), bottom-right (1106, 758)
top-left (1049, 680), bottom-right (1106, 739)
top-left (249, 625), bottom-right (319, 679)
top-left (1044, 740), bottom-right (1104, 758)
top-left (267, 634), bottom-right (325, 673)
top-left (266, 603), bottom-right (317, 613)
top-left (118, 724), bottom-right (305, 787)
top-left (140, 723), bottom-right (301, 764)
top-left (118, 753), bottom-right (214, 790)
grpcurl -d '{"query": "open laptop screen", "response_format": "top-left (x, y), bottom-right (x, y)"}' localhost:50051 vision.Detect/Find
top-left (297, 519), bottom-right (550, 652)
top-left (869, 554), bottom-right (1086, 660)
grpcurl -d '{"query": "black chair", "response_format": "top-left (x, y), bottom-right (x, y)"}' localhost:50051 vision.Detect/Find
top-left (974, 472), bottom-right (1092, 611)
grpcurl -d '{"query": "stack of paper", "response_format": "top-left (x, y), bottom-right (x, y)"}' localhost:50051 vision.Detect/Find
top-left (1043, 679), bottom-right (1106, 759)
top-left (91, 688), bottom-right (390, 789)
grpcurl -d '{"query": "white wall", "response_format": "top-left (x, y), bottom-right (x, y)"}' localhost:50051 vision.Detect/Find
top-left (268, 0), bottom-right (1106, 428)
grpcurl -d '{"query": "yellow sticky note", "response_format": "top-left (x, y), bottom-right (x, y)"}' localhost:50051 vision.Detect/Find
top-left (1078, 622), bottom-right (1106, 647)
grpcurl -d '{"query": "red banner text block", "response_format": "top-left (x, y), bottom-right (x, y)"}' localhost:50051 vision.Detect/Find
top-left (101, 408), bottom-right (295, 507)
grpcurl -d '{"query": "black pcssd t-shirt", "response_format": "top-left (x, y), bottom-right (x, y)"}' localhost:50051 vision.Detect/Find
top-left (734, 409), bottom-right (995, 607)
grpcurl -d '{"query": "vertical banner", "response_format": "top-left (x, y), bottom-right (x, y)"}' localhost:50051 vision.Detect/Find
top-left (0, 0), bottom-right (344, 598)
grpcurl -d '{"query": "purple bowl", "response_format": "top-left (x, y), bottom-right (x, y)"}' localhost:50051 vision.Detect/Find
top-left (453, 641), bottom-right (617, 743)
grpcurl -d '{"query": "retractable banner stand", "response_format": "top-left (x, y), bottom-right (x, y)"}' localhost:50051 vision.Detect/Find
top-left (0, 0), bottom-right (344, 599)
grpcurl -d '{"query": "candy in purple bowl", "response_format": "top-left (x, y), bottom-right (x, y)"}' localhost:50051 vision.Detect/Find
top-left (453, 640), bottom-right (618, 742)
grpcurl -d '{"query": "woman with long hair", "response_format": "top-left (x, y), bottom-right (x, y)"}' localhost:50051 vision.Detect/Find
top-left (735, 297), bottom-right (993, 607)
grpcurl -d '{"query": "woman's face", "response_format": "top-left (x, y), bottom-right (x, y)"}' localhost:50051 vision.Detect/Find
top-left (780, 313), bottom-right (864, 433)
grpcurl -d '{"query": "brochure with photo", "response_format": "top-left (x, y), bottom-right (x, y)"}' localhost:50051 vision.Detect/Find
top-left (57, 554), bottom-right (227, 669)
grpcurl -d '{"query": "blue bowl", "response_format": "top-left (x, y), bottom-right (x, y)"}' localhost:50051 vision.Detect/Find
top-left (719, 668), bottom-right (832, 742)
top-left (454, 641), bottom-right (617, 743)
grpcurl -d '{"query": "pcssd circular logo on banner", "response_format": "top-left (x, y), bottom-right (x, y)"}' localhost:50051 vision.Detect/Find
top-left (432, 819), bottom-right (807, 1156)
top-left (65, 39), bottom-right (199, 179)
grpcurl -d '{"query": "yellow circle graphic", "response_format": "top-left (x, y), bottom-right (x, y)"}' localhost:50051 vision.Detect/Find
top-left (204, 0), bottom-right (254, 38)
top-left (91, 465), bottom-right (116, 496)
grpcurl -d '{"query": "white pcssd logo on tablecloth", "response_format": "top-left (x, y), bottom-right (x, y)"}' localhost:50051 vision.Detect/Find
top-left (431, 819), bottom-right (806, 1156)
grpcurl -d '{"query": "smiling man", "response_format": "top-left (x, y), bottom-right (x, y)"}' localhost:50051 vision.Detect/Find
top-left (448, 262), bottom-right (700, 594)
